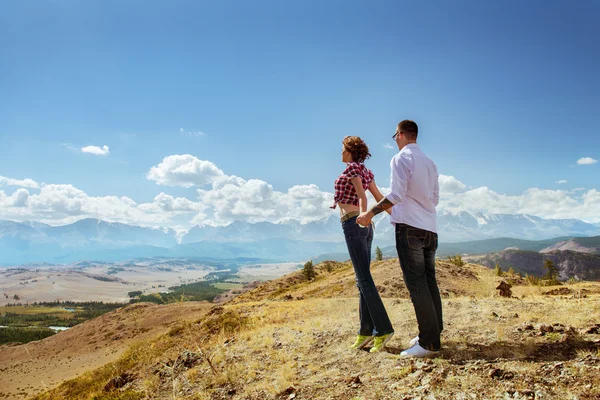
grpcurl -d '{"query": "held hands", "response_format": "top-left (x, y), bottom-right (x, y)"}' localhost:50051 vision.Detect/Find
top-left (357, 211), bottom-right (373, 227)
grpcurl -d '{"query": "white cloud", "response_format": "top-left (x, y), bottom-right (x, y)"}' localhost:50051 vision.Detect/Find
top-left (0, 184), bottom-right (174, 227)
top-left (438, 175), bottom-right (467, 194)
top-left (147, 155), bottom-right (225, 188)
top-left (438, 186), bottom-right (600, 223)
top-left (577, 157), bottom-right (598, 165)
top-left (196, 178), bottom-right (334, 225)
top-left (81, 145), bottom-right (110, 156)
top-left (138, 193), bottom-right (207, 214)
top-left (180, 128), bottom-right (205, 137)
top-left (556, 180), bottom-right (567, 184)
top-left (0, 175), bottom-right (40, 189)
top-left (384, 143), bottom-right (395, 149)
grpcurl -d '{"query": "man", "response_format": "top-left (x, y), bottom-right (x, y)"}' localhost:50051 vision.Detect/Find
top-left (357, 120), bottom-right (441, 358)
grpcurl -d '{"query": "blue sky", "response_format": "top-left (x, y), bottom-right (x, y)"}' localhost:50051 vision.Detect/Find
top-left (0, 0), bottom-right (599, 227)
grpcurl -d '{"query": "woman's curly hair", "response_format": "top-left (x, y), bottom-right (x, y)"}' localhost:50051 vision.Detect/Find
top-left (342, 136), bottom-right (371, 163)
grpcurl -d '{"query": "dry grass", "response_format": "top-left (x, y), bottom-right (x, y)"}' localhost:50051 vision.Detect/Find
top-left (15, 261), bottom-right (600, 399)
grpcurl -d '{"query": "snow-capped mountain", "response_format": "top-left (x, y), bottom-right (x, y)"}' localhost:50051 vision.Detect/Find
top-left (1, 213), bottom-right (598, 265)
top-left (434, 211), bottom-right (599, 242)
top-left (369, 211), bottom-right (599, 244)
top-left (181, 216), bottom-right (341, 243)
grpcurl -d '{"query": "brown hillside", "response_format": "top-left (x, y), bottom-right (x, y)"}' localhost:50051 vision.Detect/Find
top-left (0, 302), bottom-right (212, 400)
top-left (8, 260), bottom-right (600, 400)
top-left (231, 259), bottom-right (487, 304)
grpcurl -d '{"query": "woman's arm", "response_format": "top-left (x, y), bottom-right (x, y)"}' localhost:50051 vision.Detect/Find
top-left (368, 181), bottom-right (392, 215)
top-left (350, 177), bottom-right (368, 213)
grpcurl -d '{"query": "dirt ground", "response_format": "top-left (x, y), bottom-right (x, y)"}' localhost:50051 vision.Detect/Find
top-left (0, 302), bottom-right (212, 399)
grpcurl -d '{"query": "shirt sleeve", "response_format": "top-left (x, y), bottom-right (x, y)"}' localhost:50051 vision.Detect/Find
top-left (433, 164), bottom-right (440, 207)
top-left (386, 153), bottom-right (412, 205)
top-left (366, 168), bottom-right (374, 185)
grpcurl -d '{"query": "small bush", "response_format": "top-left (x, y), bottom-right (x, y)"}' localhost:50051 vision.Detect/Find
top-left (448, 254), bottom-right (465, 267)
top-left (494, 263), bottom-right (503, 277)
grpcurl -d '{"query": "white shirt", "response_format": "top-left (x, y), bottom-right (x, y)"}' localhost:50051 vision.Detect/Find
top-left (386, 143), bottom-right (439, 233)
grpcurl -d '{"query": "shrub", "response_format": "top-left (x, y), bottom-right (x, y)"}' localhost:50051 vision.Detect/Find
top-left (448, 254), bottom-right (465, 267)
top-left (494, 263), bottom-right (503, 277)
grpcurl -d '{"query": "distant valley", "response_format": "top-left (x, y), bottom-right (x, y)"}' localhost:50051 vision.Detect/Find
top-left (1, 211), bottom-right (599, 266)
top-left (464, 236), bottom-right (600, 280)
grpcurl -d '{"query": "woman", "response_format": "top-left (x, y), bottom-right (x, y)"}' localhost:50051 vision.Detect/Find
top-left (331, 136), bottom-right (394, 352)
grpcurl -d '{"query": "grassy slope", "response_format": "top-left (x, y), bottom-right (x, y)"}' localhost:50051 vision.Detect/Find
top-left (21, 260), bottom-right (600, 400)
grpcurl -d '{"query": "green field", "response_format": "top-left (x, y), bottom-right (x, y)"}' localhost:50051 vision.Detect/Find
top-left (0, 302), bottom-right (125, 345)
top-left (132, 281), bottom-right (226, 305)
top-left (211, 282), bottom-right (244, 290)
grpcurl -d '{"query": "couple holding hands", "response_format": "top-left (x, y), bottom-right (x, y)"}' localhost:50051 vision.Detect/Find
top-left (332, 120), bottom-right (442, 358)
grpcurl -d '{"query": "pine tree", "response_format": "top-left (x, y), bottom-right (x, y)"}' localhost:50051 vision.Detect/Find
top-left (303, 260), bottom-right (316, 281)
top-left (375, 246), bottom-right (383, 261)
top-left (543, 259), bottom-right (559, 284)
top-left (507, 267), bottom-right (515, 276)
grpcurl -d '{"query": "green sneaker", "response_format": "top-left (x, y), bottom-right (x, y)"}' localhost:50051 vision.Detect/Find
top-left (350, 334), bottom-right (373, 349)
top-left (369, 332), bottom-right (394, 353)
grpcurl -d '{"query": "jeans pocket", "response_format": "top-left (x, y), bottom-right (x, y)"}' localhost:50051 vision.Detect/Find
top-left (406, 228), bottom-right (426, 250)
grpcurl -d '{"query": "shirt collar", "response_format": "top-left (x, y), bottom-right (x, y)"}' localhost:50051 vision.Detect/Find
top-left (401, 143), bottom-right (419, 152)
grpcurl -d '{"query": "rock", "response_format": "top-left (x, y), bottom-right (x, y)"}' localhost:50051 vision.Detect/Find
top-left (496, 281), bottom-right (512, 298)
top-left (585, 325), bottom-right (600, 334)
top-left (523, 324), bottom-right (534, 331)
top-left (104, 373), bottom-right (135, 392)
top-left (540, 325), bottom-right (554, 334)
top-left (489, 368), bottom-right (514, 380)
top-left (277, 386), bottom-right (296, 397)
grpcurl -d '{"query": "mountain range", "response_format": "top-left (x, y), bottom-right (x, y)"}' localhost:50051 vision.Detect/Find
top-left (0, 212), bottom-right (599, 266)
top-left (464, 236), bottom-right (600, 280)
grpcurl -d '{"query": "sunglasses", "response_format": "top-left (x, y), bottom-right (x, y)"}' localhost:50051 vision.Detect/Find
top-left (393, 131), bottom-right (403, 140)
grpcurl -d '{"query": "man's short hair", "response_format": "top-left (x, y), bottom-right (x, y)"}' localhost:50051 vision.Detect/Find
top-left (397, 120), bottom-right (418, 140)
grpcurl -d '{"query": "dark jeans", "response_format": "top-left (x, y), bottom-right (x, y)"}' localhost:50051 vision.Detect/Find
top-left (343, 216), bottom-right (394, 337)
top-left (395, 223), bottom-right (443, 351)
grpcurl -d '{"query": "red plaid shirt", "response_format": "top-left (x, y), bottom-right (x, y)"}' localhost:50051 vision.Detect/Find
top-left (331, 162), bottom-right (374, 208)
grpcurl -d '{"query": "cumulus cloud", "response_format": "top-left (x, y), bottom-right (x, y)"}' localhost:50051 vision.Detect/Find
top-left (147, 155), bottom-right (336, 225)
top-left (147, 155), bottom-right (225, 188)
top-left (0, 175), bottom-right (40, 189)
top-left (81, 145), bottom-right (110, 156)
top-left (438, 175), bottom-right (467, 194)
top-left (438, 186), bottom-right (600, 223)
top-left (556, 180), bottom-right (567, 184)
top-left (0, 184), bottom-right (186, 227)
top-left (577, 157), bottom-right (598, 165)
top-left (138, 193), bottom-right (207, 214)
top-left (196, 178), bottom-right (334, 225)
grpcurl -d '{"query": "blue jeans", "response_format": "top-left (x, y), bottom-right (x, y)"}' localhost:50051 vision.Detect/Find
top-left (395, 223), bottom-right (443, 351)
top-left (343, 216), bottom-right (394, 337)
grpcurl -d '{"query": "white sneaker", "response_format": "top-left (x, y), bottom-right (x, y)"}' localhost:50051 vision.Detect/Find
top-left (409, 335), bottom-right (419, 347)
top-left (400, 343), bottom-right (438, 358)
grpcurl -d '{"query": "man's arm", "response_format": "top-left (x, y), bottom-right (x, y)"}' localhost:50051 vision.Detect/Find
top-left (367, 181), bottom-right (392, 215)
top-left (357, 154), bottom-right (411, 225)
top-left (370, 197), bottom-right (395, 216)
top-left (433, 175), bottom-right (439, 207)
